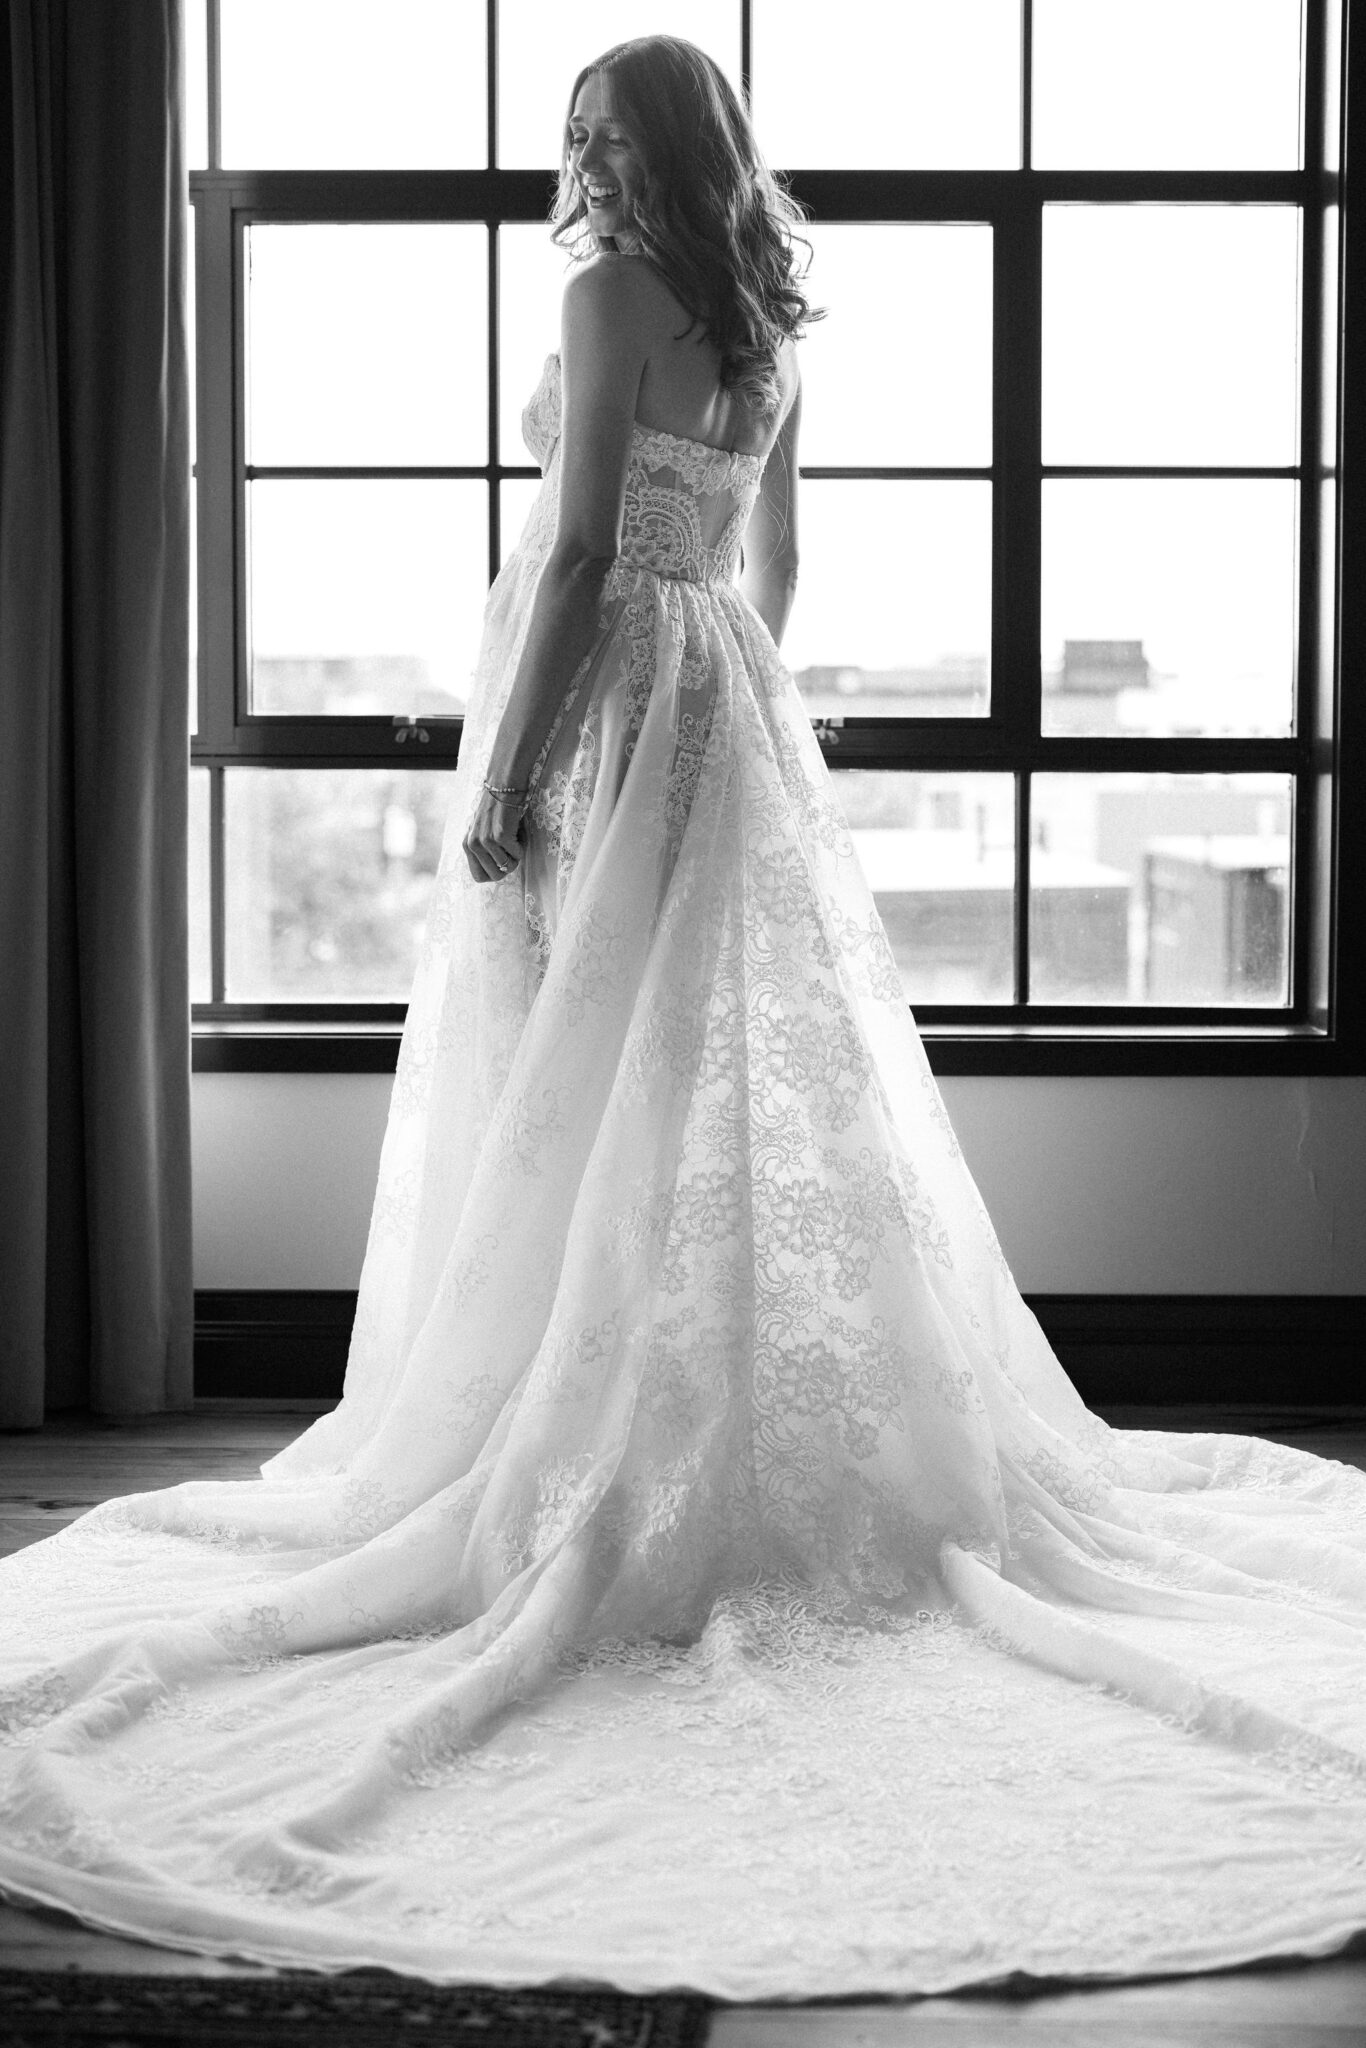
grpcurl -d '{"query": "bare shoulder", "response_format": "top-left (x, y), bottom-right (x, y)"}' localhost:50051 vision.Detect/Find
top-left (562, 252), bottom-right (674, 346)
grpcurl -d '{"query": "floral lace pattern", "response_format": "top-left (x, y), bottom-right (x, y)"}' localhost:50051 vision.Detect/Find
top-left (1, 348), bottom-right (1366, 1995)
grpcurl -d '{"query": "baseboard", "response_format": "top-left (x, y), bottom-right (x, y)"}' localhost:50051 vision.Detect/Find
top-left (193, 1290), bottom-right (1365, 1408)
top-left (194, 1292), bottom-right (357, 1401)
top-left (1026, 1294), bottom-right (1364, 1406)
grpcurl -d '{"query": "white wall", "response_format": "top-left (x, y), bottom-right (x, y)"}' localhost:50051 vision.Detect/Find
top-left (192, 1072), bottom-right (1366, 1296)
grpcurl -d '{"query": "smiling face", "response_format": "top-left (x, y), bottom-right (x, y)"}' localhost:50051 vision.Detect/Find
top-left (567, 72), bottom-right (643, 251)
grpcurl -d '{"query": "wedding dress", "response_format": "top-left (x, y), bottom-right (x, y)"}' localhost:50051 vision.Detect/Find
top-left (2, 349), bottom-right (1365, 2000)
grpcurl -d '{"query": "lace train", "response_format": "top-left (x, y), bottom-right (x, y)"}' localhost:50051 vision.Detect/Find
top-left (1, 352), bottom-right (1364, 1996)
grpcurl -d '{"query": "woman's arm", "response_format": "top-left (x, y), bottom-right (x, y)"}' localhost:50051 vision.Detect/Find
top-left (463, 259), bottom-right (646, 883)
top-left (738, 369), bottom-right (801, 647)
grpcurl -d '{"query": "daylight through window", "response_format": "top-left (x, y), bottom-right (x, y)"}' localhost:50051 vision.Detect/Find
top-left (187, 0), bottom-right (1343, 1069)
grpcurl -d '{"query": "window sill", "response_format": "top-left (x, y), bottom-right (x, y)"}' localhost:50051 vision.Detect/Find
top-left (191, 1020), bottom-right (1360, 1077)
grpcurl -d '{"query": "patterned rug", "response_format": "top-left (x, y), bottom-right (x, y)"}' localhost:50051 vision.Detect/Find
top-left (0, 1969), bottom-right (713, 2046)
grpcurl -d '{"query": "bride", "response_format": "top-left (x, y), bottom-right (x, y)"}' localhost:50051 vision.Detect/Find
top-left (2, 33), bottom-right (1365, 2001)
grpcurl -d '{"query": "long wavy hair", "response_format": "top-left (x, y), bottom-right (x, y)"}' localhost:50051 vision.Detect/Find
top-left (550, 36), bottom-right (820, 416)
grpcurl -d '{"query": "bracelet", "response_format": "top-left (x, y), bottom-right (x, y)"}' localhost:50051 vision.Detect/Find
top-left (482, 777), bottom-right (532, 804)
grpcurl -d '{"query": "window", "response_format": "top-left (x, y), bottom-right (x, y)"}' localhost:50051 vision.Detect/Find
top-left (189, 0), bottom-right (1361, 1074)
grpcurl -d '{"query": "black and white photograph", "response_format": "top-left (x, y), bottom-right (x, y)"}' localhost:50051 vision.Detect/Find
top-left (1, 4), bottom-right (1364, 2043)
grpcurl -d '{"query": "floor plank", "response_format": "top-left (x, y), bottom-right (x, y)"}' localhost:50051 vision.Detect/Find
top-left (2, 1406), bottom-right (1365, 2044)
top-left (0, 1410), bottom-right (310, 1550)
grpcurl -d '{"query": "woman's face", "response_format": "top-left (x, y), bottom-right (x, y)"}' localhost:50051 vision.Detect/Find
top-left (568, 73), bottom-right (642, 251)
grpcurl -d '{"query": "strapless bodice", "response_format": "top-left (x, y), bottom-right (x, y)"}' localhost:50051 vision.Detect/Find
top-left (521, 351), bottom-right (766, 589)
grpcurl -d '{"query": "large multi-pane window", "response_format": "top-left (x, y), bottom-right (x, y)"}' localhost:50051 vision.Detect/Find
top-left (189, 0), bottom-right (1355, 1073)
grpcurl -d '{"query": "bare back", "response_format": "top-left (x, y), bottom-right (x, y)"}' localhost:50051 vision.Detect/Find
top-left (613, 252), bottom-right (800, 460)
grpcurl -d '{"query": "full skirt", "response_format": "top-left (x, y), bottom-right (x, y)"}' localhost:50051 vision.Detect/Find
top-left (2, 530), bottom-right (1366, 1997)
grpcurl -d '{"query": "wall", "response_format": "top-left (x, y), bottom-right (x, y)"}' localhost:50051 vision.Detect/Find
top-left (192, 1073), bottom-right (1366, 1296)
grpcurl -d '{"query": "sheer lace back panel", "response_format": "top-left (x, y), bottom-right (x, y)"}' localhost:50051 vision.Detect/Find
top-left (522, 352), bottom-right (765, 589)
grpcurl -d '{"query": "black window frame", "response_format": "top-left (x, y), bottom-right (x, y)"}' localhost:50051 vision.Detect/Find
top-left (190, 0), bottom-right (1364, 1076)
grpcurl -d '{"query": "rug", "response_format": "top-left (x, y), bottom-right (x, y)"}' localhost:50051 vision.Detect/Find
top-left (0, 1969), bottom-right (713, 2046)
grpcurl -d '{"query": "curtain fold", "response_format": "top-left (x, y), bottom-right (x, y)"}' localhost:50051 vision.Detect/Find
top-left (0, 0), bottom-right (193, 1424)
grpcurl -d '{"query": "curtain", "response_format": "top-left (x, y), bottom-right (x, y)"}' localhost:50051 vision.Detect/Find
top-left (0, 0), bottom-right (193, 1424)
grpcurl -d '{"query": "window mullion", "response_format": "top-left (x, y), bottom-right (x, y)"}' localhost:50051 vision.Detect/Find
top-left (1297, 0), bottom-right (1334, 1028)
top-left (993, 190), bottom-right (1042, 1005)
top-left (993, 189), bottom-right (1043, 752)
top-left (1020, 0), bottom-right (1033, 172)
top-left (206, 0), bottom-right (221, 171)
top-left (486, 0), bottom-right (497, 171)
top-left (1014, 772), bottom-right (1032, 1005)
top-left (192, 179), bottom-right (236, 756)
top-left (488, 224), bottom-right (500, 585)
top-left (1295, 183), bottom-right (1322, 1026)
top-left (208, 765), bottom-right (226, 1005)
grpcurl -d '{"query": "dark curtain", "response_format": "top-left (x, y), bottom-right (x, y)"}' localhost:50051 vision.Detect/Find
top-left (0, 0), bottom-right (193, 1424)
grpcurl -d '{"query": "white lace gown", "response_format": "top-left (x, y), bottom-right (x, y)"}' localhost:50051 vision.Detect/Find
top-left (2, 351), bottom-right (1366, 1999)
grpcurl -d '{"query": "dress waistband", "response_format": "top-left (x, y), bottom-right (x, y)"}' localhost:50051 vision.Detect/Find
top-left (604, 555), bottom-right (737, 598)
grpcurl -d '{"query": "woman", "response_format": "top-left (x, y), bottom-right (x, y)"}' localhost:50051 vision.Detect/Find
top-left (1, 35), bottom-right (1365, 2000)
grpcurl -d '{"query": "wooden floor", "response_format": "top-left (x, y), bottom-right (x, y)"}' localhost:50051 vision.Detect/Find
top-left (3, 1405), bottom-right (1366, 2047)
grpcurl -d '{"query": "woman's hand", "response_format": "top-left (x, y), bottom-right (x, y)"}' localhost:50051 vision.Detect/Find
top-left (463, 789), bottom-right (527, 884)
